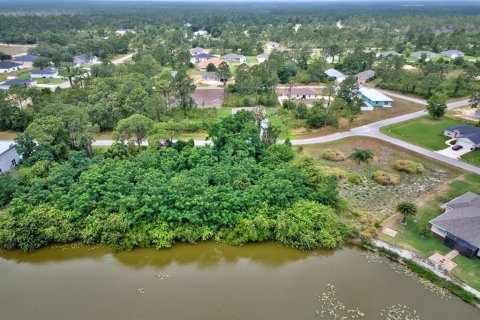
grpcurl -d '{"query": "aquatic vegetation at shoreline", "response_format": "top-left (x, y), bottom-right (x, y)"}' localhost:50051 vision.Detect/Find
top-left (362, 251), bottom-right (451, 299)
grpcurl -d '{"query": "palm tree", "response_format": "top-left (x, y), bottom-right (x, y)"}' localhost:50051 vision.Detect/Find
top-left (396, 201), bottom-right (417, 224)
top-left (349, 148), bottom-right (374, 168)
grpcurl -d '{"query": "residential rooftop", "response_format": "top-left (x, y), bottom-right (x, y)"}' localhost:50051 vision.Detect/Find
top-left (360, 87), bottom-right (393, 102)
top-left (0, 61), bottom-right (22, 69)
top-left (430, 192), bottom-right (480, 249)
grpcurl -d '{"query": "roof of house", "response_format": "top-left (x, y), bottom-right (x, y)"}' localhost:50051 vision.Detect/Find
top-left (192, 53), bottom-right (216, 59)
top-left (224, 53), bottom-right (246, 60)
top-left (411, 51), bottom-right (435, 58)
top-left (324, 68), bottom-right (345, 79)
top-left (430, 192), bottom-right (480, 248)
top-left (356, 70), bottom-right (375, 80)
top-left (265, 41), bottom-right (279, 47)
top-left (0, 61), bottom-right (22, 69)
top-left (197, 58), bottom-right (225, 69)
top-left (441, 50), bottom-right (464, 57)
top-left (288, 87), bottom-right (321, 96)
top-left (14, 54), bottom-right (39, 62)
top-left (202, 72), bottom-right (219, 79)
top-left (257, 53), bottom-right (269, 59)
top-left (74, 54), bottom-right (97, 64)
top-left (360, 87), bottom-right (393, 102)
top-left (0, 78), bottom-right (35, 87)
top-left (445, 125), bottom-right (480, 144)
top-left (0, 141), bottom-right (14, 156)
top-left (379, 51), bottom-right (402, 57)
top-left (30, 68), bottom-right (58, 75)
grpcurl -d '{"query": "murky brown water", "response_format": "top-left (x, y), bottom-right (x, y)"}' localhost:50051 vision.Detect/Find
top-left (0, 242), bottom-right (478, 320)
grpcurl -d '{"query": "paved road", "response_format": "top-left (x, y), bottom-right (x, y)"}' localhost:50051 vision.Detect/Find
top-left (112, 53), bottom-right (135, 65)
top-left (2, 92), bottom-right (477, 174)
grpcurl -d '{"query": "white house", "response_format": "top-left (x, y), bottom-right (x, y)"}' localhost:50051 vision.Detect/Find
top-left (441, 50), bottom-right (465, 59)
top-left (13, 54), bottom-right (39, 68)
top-left (359, 87), bottom-right (393, 111)
top-left (73, 55), bottom-right (100, 67)
top-left (411, 51), bottom-right (436, 61)
top-left (0, 78), bottom-right (37, 90)
top-left (223, 53), bottom-right (247, 64)
top-left (0, 141), bottom-right (20, 173)
top-left (282, 87), bottom-right (322, 100)
top-left (30, 68), bottom-right (59, 79)
top-left (256, 53), bottom-right (269, 63)
top-left (264, 41), bottom-right (280, 52)
top-left (190, 53), bottom-right (217, 64)
top-left (324, 68), bottom-right (346, 83)
top-left (190, 47), bottom-right (206, 55)
top-left (377, 51), bottom-right (402, 58)
top-left (0, 61), bottom-right (23, 73)
top-left (192, 30), bottom-right (209, 39)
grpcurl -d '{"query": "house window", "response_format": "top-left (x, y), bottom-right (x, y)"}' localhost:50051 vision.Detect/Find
top-left (11, 159), bottom-right (17, 166)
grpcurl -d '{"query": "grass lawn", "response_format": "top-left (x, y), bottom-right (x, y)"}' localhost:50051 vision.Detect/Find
top-left (381, 116), bottom-right (464, 151)
top-left (246, 56), bottom-right (258, 64)
top-left (381, 116), bottom-right (480, 167)
top-left (0, 44), bottom-right (32, 56)
top-left (379, 173), bottom-right (480, 291)
top-left (216, 107), bottom-right (232, 119)
top-left (0, 131), bottom-right (19, 140)
top-left (35, 78), bottom-right (67, 85)
top-left (289, 97), bottom-right (425, 140)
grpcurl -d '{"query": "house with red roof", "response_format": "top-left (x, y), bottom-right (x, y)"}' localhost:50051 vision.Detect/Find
top-left (197, 58), bottom-right (226, 71)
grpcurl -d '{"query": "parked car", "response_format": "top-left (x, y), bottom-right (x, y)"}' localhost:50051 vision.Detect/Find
top-left (452, 145), bottom-right (463, 151)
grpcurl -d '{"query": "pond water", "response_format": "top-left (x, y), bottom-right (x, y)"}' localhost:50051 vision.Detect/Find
top-left (0, 242), bottom-right (478, 320)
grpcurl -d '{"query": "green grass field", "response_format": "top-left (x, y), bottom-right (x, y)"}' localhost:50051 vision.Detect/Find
top-left (381, 116), bottom-right (462, 150)
top-left (381, 116), bottom-right (480, 167)
top-left (379, 173), bottom-right (480, 291)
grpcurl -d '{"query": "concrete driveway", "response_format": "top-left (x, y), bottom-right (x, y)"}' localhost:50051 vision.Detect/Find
top-left (436, 146), bottom-right (471, 159)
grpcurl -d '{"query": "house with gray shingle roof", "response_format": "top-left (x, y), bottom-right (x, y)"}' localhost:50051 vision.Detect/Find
top-left (441, 50), bottom-right (465, 59)
top-left (0, 61), bottom-right (23, 73)
top-left (356, 70), bottom-right (375, 84)
top-left (430, 192), bottom-right (480, 258)
top-left (256, 53), bottom-right (269, 63)
top-left (324, 68), bottom-right (346, 83)
top-left (378, 51), bottom-right (402, 58)
top-left (14, 54), bottom-right (39, 68)
top-left (0, 78), bottom-right (37, 90)
top-left (444, 125), bottom-right (480, 151)
top-left (411, 51), bottom-right (436, 61)
top-left (223, 53), bottom-right (247, 64)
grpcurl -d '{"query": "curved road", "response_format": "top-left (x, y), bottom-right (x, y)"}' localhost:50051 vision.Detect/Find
top-left (1, 93), bottom-right (477, 174)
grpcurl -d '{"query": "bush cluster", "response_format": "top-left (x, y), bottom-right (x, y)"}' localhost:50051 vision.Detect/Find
top-left (321, 149), bottom-right (346, 162)
top-left (372, 170), bottom-right (400, 185)
top-left (393, 160), bottom-right (425, 174)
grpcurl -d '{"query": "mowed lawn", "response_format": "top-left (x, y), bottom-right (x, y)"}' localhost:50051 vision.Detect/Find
top-left (381, 116), bottom-right (462, 150)
top-left (381, 116), bottom-right (480, 167)
top-left (379, 173), bottom-right (480, 291)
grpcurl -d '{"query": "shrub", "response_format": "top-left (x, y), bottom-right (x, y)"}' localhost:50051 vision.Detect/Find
top-left (319, 166), bottom-right (347, 180)
top-left (372, 170), bottom-right (399, 185)
top-left (347, 172), bottom-right (364, 184)
top-left (275, 200), bottom-right (346, 250)
top-left (393, 160), bottom-right (425, 174)
top-left (321, 149), bottom-right (346, 162)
